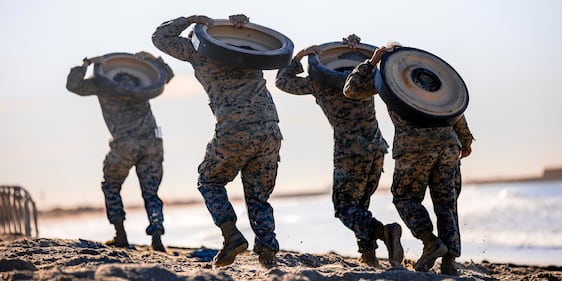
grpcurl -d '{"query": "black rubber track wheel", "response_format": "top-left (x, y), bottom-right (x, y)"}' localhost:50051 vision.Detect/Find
top-left (192, 19), bottom-right (294, 70)
top-left (378, 47), bottom-right (469, 127)
top-left (308, 41), bottom-right (376, 91)
top-left (93, 52), bottom-right (171, 99)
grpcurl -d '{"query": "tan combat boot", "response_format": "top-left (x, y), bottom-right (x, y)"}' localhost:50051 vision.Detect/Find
top-left (257, 248), bottom-right (277, 269)
top-left (151, 231), bottom-right (166, 252)
top-left (414, 231), bottom-right (448, 271)
top-left (213, 221), bottom-right (248, 267)
top-left (105, 220), bottom-right (129, 248)
top-left (357, 238), bottom-right (379, 267)
top-left (440, 254), bottom-right (459, 276)
top-left (382, 223), bottom-right (404, 267)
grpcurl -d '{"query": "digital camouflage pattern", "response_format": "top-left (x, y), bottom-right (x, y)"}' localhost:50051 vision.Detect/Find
top-left (198, 123), bottom-right (282, 252)
top-left (344, 59), bottom-right (474, 257)
top-left (453, 115), bottom-right (474, 150)
top-left (152, 17), bottom-right (282, 252)
top-left (343, 60), bottom-right (465, 158)
top-left (452, 114), bottom-right (474, 197)
top-left (102, 136), bottom-right (164, 235)
top-left (151, 17), bottom-right (279, 130)
top-left (66, 65), bottom-right (165, 236)
top-left (451, 114), bottom-right (474, 256)
top-left (276, 59), bottom-right (389, 249)
top-left (276, 60), bottom-right (387, 159)
top-left (391, 146), bottom-right (460, 256)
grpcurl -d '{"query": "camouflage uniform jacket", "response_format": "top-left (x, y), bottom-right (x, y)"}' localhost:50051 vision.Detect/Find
top-left (344, 60), bottom-right (471, 158)
top-left (276, 59), bottom-right (388, 158)
top-left (151, 17), bottom-right (279, 130)
top-left (66, 66), bottom-right (159, 141)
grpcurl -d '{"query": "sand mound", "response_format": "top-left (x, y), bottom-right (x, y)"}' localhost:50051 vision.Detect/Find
top-left (1, 236), bottom-right (560, 281)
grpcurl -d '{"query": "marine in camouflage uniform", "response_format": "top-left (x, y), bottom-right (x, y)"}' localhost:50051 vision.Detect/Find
top-left (152, 14), bottom-right (282, 268)
top-left (343, 44), bottom-right (473, 275)
top-left (65, 53), bottom-right (173, 252)
top-left (275, 44), bottom-right (403, 267)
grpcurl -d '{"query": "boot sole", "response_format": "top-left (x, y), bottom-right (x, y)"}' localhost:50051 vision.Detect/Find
top-left (414, 241), bottom-right (448, 271)
top-left (214, 241), bottom-right (249, 267)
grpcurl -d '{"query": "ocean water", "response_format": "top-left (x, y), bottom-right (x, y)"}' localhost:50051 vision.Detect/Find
top-left (39, 180), bottom-right (562, 266)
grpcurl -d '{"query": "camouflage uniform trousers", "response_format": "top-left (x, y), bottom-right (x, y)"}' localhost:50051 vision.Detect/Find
top-left (198, 122), bottom-right (282, 252)
top-left (101, 135), bottom-right (164, 236)
top-left (332, 149), bottom-right (386, 250)
top-left (391, 144), bottom-right (461, 257)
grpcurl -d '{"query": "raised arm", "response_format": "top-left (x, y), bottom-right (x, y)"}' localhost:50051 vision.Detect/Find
top-left (343, 45), bottom-right (394, 100)
top-left (151, 15), bottom-right (214, 61)
top-left (65, 57), bottom-right (102, 97)
top-left (275, 45), bottom-right (320, 96)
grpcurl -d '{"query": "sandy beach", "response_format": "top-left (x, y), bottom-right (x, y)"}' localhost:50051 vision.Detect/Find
top-left (1, 234), bottom-right (560, 281)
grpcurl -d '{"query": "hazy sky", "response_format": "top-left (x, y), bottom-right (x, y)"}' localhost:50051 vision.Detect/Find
top-left (1, 0), bottom-right (561, 210)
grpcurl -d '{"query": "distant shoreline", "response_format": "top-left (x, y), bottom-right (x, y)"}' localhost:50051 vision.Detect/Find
top-left (37, 189), bottom-right (331, 218)
top-left (37, 167), bottom-right (562, 217)
top-left (465, 166), bottom-right (562, 185)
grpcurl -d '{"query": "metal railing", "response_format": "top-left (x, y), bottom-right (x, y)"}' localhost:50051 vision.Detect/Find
top-left (0, 185), bottom-right (39, 237)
